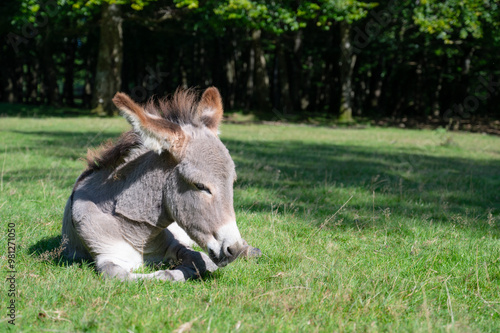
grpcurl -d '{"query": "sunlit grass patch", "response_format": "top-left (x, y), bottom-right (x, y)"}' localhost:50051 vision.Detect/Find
top-left (0, 117), bottom-right (499, 332)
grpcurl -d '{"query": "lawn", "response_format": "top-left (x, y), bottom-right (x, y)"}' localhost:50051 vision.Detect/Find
top-left (0, 114), bottom-right (499, 332)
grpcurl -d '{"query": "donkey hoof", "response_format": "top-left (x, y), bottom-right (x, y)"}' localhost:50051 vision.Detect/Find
top-left (248, 247), bottom-right (262, 258)
top-left (205, 260), bottom-right (219, 273)
top-left (241, 246), bottom-right (262, 259)
top-left (155, 270), bottom-right (185, 282)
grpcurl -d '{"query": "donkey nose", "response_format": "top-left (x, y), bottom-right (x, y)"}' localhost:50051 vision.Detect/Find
top-left (224, 242), bottom-right (240, 259)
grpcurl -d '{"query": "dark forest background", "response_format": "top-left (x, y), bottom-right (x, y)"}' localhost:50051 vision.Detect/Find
top-left (1, 0), bottom-right (500, 130)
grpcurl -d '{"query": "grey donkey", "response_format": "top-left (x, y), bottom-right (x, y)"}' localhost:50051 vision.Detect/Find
top-left (62, 87), bottom-right (261, 281)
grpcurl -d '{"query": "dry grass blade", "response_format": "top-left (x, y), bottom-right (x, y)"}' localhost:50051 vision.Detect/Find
top-left (308, 195), bottom-right (354, 240)
top-left (173, 316), bottom-right (200, 333)
top-left (1, 146), bottom-right (6, 192)
top-left (38, 236), bottom-right (68, 262)
top-left (445, 280), bottom-right (454, 325)
top-left (252, 286), bottom-right (310, 299)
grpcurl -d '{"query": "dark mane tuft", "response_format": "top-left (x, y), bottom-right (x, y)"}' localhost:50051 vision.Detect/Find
top-left (85, 131), bottom-right (142, 172)
top-left (145, 88), bottom-right (202, 126)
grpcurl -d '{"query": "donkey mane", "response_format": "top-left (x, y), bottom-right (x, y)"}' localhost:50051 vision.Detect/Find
top-left (145, 88), bottom-right (203, 126)
top-left (84, 89), bottom-right (206, 174)
top-left (85, 131), bottom-right (142, 172)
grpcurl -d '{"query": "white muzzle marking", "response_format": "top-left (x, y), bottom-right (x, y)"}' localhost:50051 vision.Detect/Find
top-left (206, 221), bottom-right (242, 264)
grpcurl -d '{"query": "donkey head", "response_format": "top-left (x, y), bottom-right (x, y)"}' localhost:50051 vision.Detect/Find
top-left (112, 88), bottom-right (245, 267)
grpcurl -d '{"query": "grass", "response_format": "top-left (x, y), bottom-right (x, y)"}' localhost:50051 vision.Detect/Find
top-left (0, 113), bottom-right (499, 332)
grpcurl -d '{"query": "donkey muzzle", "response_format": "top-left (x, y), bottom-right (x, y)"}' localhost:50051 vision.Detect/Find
top-left (208, 241), bottom-right (262, 267)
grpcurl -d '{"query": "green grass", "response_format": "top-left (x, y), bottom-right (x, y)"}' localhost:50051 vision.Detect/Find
top-left (1, 115), bottom-right (499, 332)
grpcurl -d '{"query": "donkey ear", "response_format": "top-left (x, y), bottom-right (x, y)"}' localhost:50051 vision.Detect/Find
top-left (198, 87), bottom-right (223, 134)
top-left (112, 92), bottom-right (186, 157)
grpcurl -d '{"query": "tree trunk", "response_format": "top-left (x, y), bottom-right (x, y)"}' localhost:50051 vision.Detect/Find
top-left (63, 38), bottom-right (76, 107)
top-left (251, 30), bottom-right (271, 111)
top-left (225, 45), bottom-right (236, 109)
top-left (92, 3), bottom-right (123, 115)
top-left (179, 48), bottom-right (188, 89)
top-left (42, 32), bottom-right (60, 106)
top-left (82, 57), bottom-right (93, 109)
top-left (286, 30), bottom-right (303, 112)
top-left (432, 66), bottom-right (443, 117)
top-left (276, 40), bottom-right (293, 113)
top-left (339, 21), bottom-right (356, 122)
top-left (245, 40), bottom-right (255, 110)
top-left (27, 58), bottom-right (39, 104)
top-left (370, 63), bottom-right (384, 110)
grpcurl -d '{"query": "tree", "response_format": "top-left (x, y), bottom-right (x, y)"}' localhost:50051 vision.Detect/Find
top-left (76, 0), bottom-right (160, 115)
top-left (181, 0), bottom-right (375, 120)
top-left (298, 1), bottom-right (376, 121)
top-left (2, 0), bottom-right (500, 125)
top-left (5, 0), bottom-right (163, 114)
top-left (91, 2), bottom-right (123, 115)
top-left (3, 0), bottom-right (98, 106)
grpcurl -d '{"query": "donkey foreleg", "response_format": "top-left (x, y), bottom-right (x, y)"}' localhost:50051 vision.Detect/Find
top-left (96, 255), bottom-right (201, 282)
top-left (95, 240), bottom-right (217, 282)
top-left (173, 245), bottom-right (218, 276)
top-left (97, 262), bottom-right (195, 282)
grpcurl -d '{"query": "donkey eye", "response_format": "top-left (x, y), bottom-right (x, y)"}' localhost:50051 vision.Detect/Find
top-left (194, 183), bottom-right (211, 194)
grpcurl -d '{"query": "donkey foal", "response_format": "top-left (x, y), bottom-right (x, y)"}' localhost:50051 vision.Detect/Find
top-left (62, 87), bottom-right (261, 281)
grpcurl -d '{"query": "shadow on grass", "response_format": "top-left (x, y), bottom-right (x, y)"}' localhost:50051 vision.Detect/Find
top-left (28, 235), bottom-right (74, 267)
top-left (10, 128), bottom-right (500, 229)
top-left (225, 138), bottom-right (500, 228)
top-left (0, 102), bottom-right (94, 118)
top-left (10, 130), bottom-right (119, 151)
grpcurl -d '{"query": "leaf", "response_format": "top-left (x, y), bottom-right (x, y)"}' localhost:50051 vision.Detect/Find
top-left (173, 321), bottom-right (193, 333)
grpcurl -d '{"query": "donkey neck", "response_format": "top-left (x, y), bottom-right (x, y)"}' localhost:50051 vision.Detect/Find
top-left (110, 147), bottom-right (177, 230)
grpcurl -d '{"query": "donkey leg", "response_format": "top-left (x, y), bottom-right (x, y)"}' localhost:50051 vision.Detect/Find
top-left (97, 257), bottom-right (205, 282)
top-left (166, 222), bottom-right (196, 247)
top-left (166, 223), bottom-right (261, 262)
top-left (94, 241), bottom-right (143, 281)
top-left (175, 245), bottom-right (219, 275)
top-left (93, 242), bottom-right (189, 282)
top-left (62, 197), bottom-right (92, 261)
top-left (142, 228), bottom-right (218, 282)
top-left (163, 226), bottom-right (218, 277)
top-left (146, 247), bottom-right (218, 282)
top-left (96, 241), bottom-right (216, 282)
top-left (95, 253), bottom-right (190, 282)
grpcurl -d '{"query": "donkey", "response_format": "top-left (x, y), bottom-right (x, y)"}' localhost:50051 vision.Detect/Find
top-left (62, 87), bottom-right (261, 281)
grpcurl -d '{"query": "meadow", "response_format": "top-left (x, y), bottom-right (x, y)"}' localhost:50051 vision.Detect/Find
top-left (0, 113), bottom-right (499, 332)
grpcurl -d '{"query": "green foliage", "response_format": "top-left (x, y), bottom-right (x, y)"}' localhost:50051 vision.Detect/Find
top-left (174, 0), bottom-right (376, 34)
top-left (213, 1), bottom-right (294, 33)
top-left (299, 0), bottom-right (377, 27)
top-left (3, 0), bottom-right (500, 119)
top-left (174, 0), bottom-right (199, 9)
top-left (413, 0), bottom-right (500, 43)
top-left (11, 0), bottom-right (158, 29)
